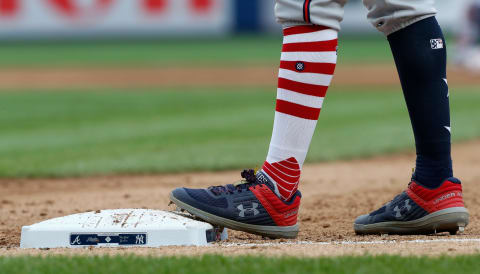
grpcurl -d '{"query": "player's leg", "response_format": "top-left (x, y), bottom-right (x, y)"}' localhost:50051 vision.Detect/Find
top-left (354, 0), bottom-right (469, 235)
top-left (262, 0), bottom-right (346, 201)
top-left (170, 0), bottom-right (346, 238)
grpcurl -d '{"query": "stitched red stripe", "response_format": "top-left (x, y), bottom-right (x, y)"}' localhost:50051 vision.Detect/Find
top-left (262, 165), bottom-right (298, 200)
top-left (263, 161), bottom-right (300, 180)
top-left (283, 25), bottom-right (330, 36)
top-left (275, 99), bottom-right (321, 120)
top-left (282, 39), bottom-right (338, 52)
top-left (263, 163), bottom-right (297, 184)
top-left (303, 0), bottom-right (311, 23)
top-left (272, 157), bottom-right (300, 170)
top-left (271, 162), bottom-right (301, 176)
top-left (277, 78), bottom-right (328, 97)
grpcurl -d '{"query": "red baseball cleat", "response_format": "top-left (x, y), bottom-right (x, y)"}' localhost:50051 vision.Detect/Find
top-left (170, 169), bottom-right (301, 238)
top-left (354, 177), bottom-right (469, 235)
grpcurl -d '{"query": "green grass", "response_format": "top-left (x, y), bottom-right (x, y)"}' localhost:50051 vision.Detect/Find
top-left (0, 87), bottom-right (479, 178)
top-left (0, 35), bottom-right (393, 67)
top-left (1, 255), bottom-right (480, 274)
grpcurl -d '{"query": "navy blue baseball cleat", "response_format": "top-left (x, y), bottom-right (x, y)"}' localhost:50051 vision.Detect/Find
top-left (354, 177), bottom-right (469, 235)
top-left (170, 169), bottom-right (301, 239)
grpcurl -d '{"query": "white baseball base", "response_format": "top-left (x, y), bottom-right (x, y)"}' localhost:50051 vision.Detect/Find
top-left (20, 209), bottom-right (228, 248)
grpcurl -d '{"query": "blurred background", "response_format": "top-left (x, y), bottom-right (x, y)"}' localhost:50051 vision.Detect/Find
top-left (0, 0), bottom-right (473, 37)
top-left (0, 0), bottom-right (478, 178)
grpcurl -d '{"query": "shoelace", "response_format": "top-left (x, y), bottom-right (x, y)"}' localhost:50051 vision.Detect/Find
top-left (209, 169), bottom-right (259, 196)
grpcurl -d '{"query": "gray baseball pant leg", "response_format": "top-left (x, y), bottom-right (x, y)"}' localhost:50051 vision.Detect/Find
top-left (275, 0), bottom-right (437, 35)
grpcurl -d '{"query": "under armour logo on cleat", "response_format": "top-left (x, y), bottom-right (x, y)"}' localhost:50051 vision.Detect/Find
top-left (393, 199), bottom-right (412, 218)
top-left (237, 203), bottom-right (259, 217)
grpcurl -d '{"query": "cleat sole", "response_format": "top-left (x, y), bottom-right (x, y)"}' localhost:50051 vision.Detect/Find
top-left (354, 207), bottom-right (469, 235)
top-left (170, 192), bottom-right (298, 239)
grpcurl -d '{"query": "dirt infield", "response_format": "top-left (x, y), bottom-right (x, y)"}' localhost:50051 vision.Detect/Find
top-left (1, 140), bottom-right (479, 256)
top-left (0, 64), bottom-right (478, 90)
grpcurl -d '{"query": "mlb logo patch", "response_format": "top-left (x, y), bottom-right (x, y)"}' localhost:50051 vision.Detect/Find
top-left (295, 61), bottom-right (305, 72)
top-left (430, 38), bottom-right (444, 49)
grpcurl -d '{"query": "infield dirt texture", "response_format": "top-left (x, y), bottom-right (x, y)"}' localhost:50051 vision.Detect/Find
top-left (0, 36), bottom-right (479, 258)
top-left (1, 140), bottom-right (480, 256)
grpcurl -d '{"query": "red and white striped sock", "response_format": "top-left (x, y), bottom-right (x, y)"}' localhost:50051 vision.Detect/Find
top-left (261, 25), bottom-right (338, 201)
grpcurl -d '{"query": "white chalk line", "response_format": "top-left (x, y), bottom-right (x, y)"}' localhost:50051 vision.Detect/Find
top-left (220, 238), bottom-right (480, 247)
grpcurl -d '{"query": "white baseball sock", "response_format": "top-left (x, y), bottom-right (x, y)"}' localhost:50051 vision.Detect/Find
top-left (261, 25), bottom-right (338, 201)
